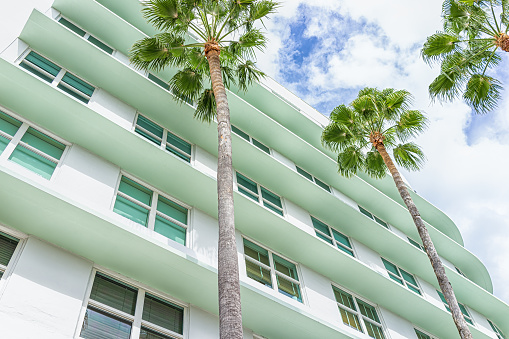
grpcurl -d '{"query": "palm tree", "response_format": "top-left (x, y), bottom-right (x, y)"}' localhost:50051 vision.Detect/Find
top-left (322, 88), bottom-right (473, 339)
top-left (422, 0), bottom-right (509, 114)
top-left (129, 1), bottom-right (278, 338)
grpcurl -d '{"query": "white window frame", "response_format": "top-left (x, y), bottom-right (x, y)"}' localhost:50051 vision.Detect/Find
top-left (231, 124), bottom-right (272, 155)
top-left (0, 106), bottom-right (69, 181)
top-left (358, 205), bottom-right (389, 229)
top-left (436, 290), bottom-right (474, 326)
top-left (407, 237), bottom-right (424, 251)
top-left (0, 224), bottom-right (27, 298)
top-left (133, 112), bottom-right (193, 163)
top-left (295, 165), bottom-right (331, 192)
top-left (55, 14), bottom-right (115, 55)
top-left (311, 216), bottom-right (355, 257)
top-left (381, 257), bottom-right (422, 295)
top-left (147, 73), bottom-right (196, 108)
top-left (76, 268), bottom-right (188, 339)
top-left (235, 171), bottom-right (284, 216)
top-left (487, 319), bottom-right (505, 339)
top-left (332, 284), bottom-right (386, 338)
top-left (242, 237), bottom-right (303, 303)
top-left (16, 49), bottom-right (96, 104)
top-left (414, 327), bottom-right (437, 339)
top-left (112, 173), bottom-right (191, 245)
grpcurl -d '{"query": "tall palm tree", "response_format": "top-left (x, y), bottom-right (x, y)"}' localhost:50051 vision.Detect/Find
top-left (322, 88), bottom-right (473, 339)
top-left (422, 0), bottom-right (509, 114)
top-left (129, 1), bottom-right (278, 338)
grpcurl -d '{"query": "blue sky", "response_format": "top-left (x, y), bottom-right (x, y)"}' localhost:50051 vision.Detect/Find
top-left (2, 0), bottom-right (509, 308)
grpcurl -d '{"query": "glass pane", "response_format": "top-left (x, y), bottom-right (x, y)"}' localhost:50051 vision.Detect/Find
top-left (337, 245), bottom-right (354, 257)
top-left (357, 299), bottom-right (380, 323)
top-left (58, 17), bottom-right (86, 36)
top-left (136, 115), bottom-right (163, 141)
top-left (154, 216), bottom-right (186, 245)
top-left (167, 132), bottom-right (191, 156)
top-left (315, 231), bottom-right (333, 245)
top-left (401, 269), bottom-right (418, 286)
top-left (136, 127), bottom-right (162, 145)
top-left (358, 206), bottom-right (373, 219)
top-left (113, 196), bottom-right (150, 226)
top-left (231, 125), bottom-right (249, 141)
top-left (415, 329), bottom-right (431, 339)
top-left (243, 239), bottom-right (270, 266)
top-left (0, 136), bottom-right (10, 154)
top-left (157, 196), bottom-right (187, 224)
top-left (24, 51), bottom-right (61, 77)
top-left (260, 187), bottom-right (282, 208)
top-left (87, 35), bottom-right (114, 54)
top-left (0, 233), bottom-right (18, 266)
top-left (339, 307), bottom-right (362, 331)
top-left (80, 307), bottom-right (132, 339)
top-left (388, 274), bottom-right (403, 285)
top-left (20, 128), bottom-right (65, 159)
top-left (57, 83), bottom-right (89, 103)
top-left (252, 138), bottom-right (270, 154)
top-left (61, 72), bottom-right (94, 97)
top-left (315, 178), bottom-right (331, 192)
top-left (263, 201), bottom-right (283, 216)
top-left (374, 216), bottom-right (388, 228)
top-left (118, 177), bottom-right (152, 205)
top-left (148, 73), bottom-right (170, 90)
top-left (245, 260), bottom-right (272, 287)
top-left (311, 217), bottom-right (330, 236)
top-left (20, 62), bottom-right (54, 82)
top-left (408, 238), bottom-right (423, 250)
top-left (0, 111), bottom-right (22, 136)
top-left (273, 255), bottom-right (298, 280)
top-left (382, 259), bottom-right (400, 277)
top-left (140, 327), bottom-right (177, 339)
top-left (333, 288), bottom-right (357, 311)
top-left (277, 275), bottom-right (302, 302)
top-left (89, 273), bottom-right (137, 315)
top-left (238, 187), bottom-right (259, 201)
top-left (332, 229), bottom-right (351, 248)
top-left (459, 303), bottom-right (470, 318)
top-left (236, 173), bottom-right (258, 195)
top-left (9, 145), bottom-right (57, 179)
top-left (296, 166), bottom-right (313, 181)
top-left (143, 294), bottom-right (184, 334)
top-left (364, 321), bottom-right (385, 339)
top-left (408, 285), bottom-right (421, 295)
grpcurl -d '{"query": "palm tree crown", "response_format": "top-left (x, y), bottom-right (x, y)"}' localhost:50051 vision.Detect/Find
top-left (422, 0), bottom-right (509, 114)
top-left (322, 87), bottom-right (427, 178)
top-left (130, 0), bottom-right (278, 121)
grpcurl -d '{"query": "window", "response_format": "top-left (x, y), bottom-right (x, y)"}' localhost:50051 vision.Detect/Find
top-left (414, 328), bottom-right (436, 339)
top-left (243, 239), bottom-right (302, 302)
top-left (311, 216), bottom-right (354, 257)
top-left (358, 205), bottom-right (389, 229)
top-left (134, 114), bottom-right (192, 163)
top-left (295, 166), bottom-right (331, 192)
top-left (231, 125), bottom-right (270, 154)
top-left (455, 266), bottom-right (467, 278)
top-left (381, 258), bottom-right (421, 295)
top-left (0, 110), bottom-right (66, 180)
top-left (148, 73), bottom-right (193, 106)
top-left (20, 51), bottom-right (95, 103)
top-left (488, 319), bottom-right (506, 339)
top-left (408, 237), bottom-right (424, 251)
top-left (236, 172), bottom-right (283, 216)
top-left (113, 175), bottom-right (189, 245)
top-left (332, 286), bottom-right (385, 339)
top-left (0, 232), bottom-right (19, 279)
top-left (80, 272), bottom-right (184, 339)
top-left (436, 290), bottom-right (473, 325)
top-left (57, 16), bottom-right (114, 54)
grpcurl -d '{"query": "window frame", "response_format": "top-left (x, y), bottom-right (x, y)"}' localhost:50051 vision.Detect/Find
top-left (55, 14), bottom-right (115, 55)
top-left (133, 113), bottom-right (193, 163)
top-left (17, 49), bottom-right (96, 104)
top-left (295, 166), bottom-right (331, 193)
top-left (242, 237), bottom-right (303, 303)
top-left (357, 205), bottom-right (389, 229)
top-left (414, 327), bottom-right (437, 339)
top-left (77, 268), bottom-right (187, 339)
top-left (147, 73), bottom-right (194, 107)
top-left (231, 125), bottom-right (271, 155)
top-left (488, 319), bottom-right (506, 339)
top-left (0, 107), bottom-right (69, 181)
top-left (407, 237), bottom-right (425, 251)
top-left (112, 173), bottom-right (191, 246)
top-left (381, 258), bottom-right (422, 295)
top-left (235, 172), bottom-right (284, 216)
top-left (436, 290), bottom-right (474, 326)
top-left (332, 285), bottom-right (386, 339)
top-left (311, 216), bottom-right (355, 257)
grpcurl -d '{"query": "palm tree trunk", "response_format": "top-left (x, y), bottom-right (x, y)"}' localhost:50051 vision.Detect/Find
top-left (375, 142), bottom-right (473, 339)
top-left (205, 45), bottom-right (243, 339)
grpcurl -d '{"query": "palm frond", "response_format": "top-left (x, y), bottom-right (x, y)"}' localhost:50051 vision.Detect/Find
top-left (235, 60), bottom-right (265, 91)
top-left (463, 73), bottom-right (502, 114)
top-left (168, 68), bottom-right (204, 102)
top-left (421, 33), bottom-right (461, 64)
top-left (365, 151), bottom-right (387, 179)
top-left (429, 69), bottom-right (465, 102)
top-left (395, 110), bottom-right (428, 141)
top-left (336, 146), bottom-right (364, 178)
top-left (321, 123), bottom-right (354, 152)
top-left (194, 88), bottom-right (216, 122)
top-left (392, 142), bottom-right (426, 171)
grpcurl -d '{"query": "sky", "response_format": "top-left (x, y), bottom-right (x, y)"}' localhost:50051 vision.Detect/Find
top-left (2, 0), bottom-right (509, 307)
